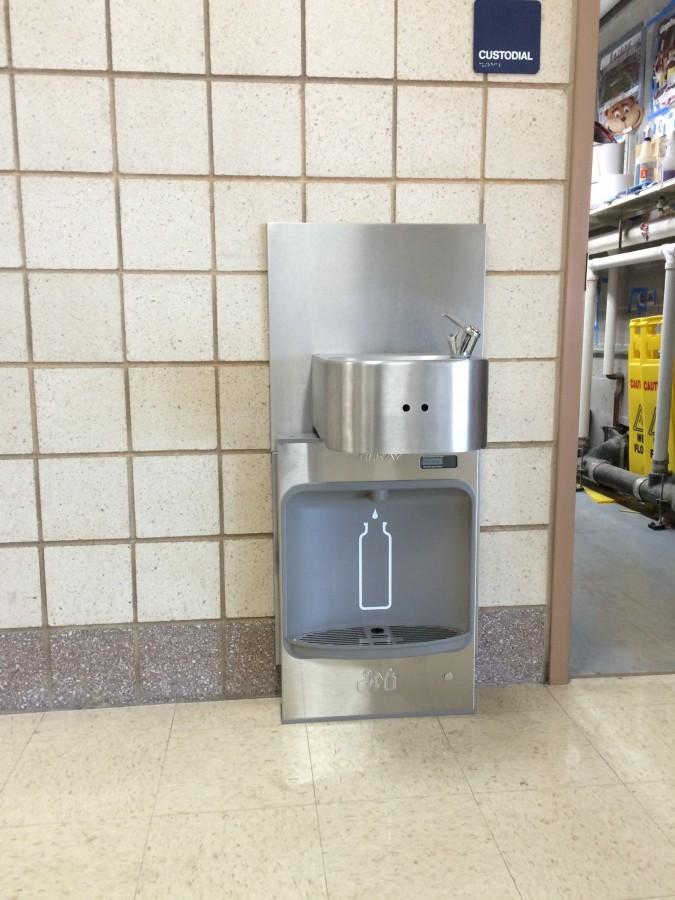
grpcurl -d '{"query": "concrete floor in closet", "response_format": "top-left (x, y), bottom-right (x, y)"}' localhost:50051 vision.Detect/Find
top-left (572, 492), bottom-right (675, 676)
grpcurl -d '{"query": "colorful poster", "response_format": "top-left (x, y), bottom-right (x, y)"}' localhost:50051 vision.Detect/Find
top-left (651, 10), bottom-right (675, 111)
top-left (598, 26), bottom-right (644, 135)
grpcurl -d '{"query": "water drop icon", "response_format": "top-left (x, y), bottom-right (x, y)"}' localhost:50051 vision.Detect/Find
top-left (372, 509), bottom-right (379, 520)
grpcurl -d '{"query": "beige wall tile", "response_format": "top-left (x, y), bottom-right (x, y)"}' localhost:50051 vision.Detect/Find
top-left (214, 181), bottom-right (302, 271)
top-left (0, 177), bottom-right (21, 267)
top-left (212, 83), bottom-right (301, 177)
top-left (209, 0), bottom-right (301, 76)
top-left (110, 0), bottom-right (205, 73)
top-left (224, 537), bottom-right (274, 617)
top-left (129, 366), bottom-right (217, 451)
top-left (120, 179), bottom-right (211, 270)
top-left (124, 274), bottom-right (213, 362)
top-left (15, 75), bottom-right (111, 173)
top-left (489, 0), bottom-right (573, 85)
top-left (485, 274), bottom-right (560, 359)
top-left (306, 183), bottom-right (392, 223)
top-left (479, 528), bottom-right (549, 606)
top-left (305, 84), bottom-right (392, 178)
top-left (486, 88), bottom-right (568, 180)
top-left (115, 79), bottom-right (209, 176)
top-left (219, 364), bottom-right (270, 450)
top-left (306, 0), bottom-right (394, 78)
top-left (29, 273), bottom-right (123, 362)
top-left (22, 176), bottom-right (117, 269)
top-left (133, 455), bottom-right (220, 538)
top-left (397, 0), bottom-right (481, 82)
top-left (34, 368), bottom-right (127, 453)
top-left (488, 361), bottom-right (557, 443)
top-left (39, 458), bottom-right (129, 541)
top-left (0, 460), bottom-right (38, 542)
top-left (136, 541), bottom-right (220, 621)
top-left (0, 547), bottom-right (42, 628)
top-left (481, 448), bottom-right (552, 527)
top-left (0, 274), bottom-right (27, 361)
top-left (221, 453), bottom-right (272, 535)
top-left (216, 275), bottom-right (268, 361)
top-left (0, 1), bottom-right (7, 67)
top-left (0, 76), bottom-right (14, 168)
top-left (484, 183), bottom-right (565, 271)
top-left (9, 0), bottom-right (107, 69)
top-left (397, 86), bottom-right (482, 178)
top-left (0, 369), bottom-right (32, 454)
top-left (395, 183), bottom-right (481, 224)
top-left (45, 545), bottom-right (133, 626)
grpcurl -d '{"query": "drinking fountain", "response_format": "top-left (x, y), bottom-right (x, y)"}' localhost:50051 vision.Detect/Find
top-left (267, 223), bottom-right (487, 722)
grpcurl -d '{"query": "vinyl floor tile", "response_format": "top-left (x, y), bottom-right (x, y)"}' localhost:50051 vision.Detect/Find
top-left (0, 818), bottom-right (148, 899)
top-left (548, 676), bottom-right (675, 710)
top-left (318, 795), bottom-right (520, 900)
top-left (155, 725), bottom-right (314, 814)
top-left (479, 784), bottom-right (675, 900)
top-left (441, 710), bottom-right (619, 792)
top-left (568, 704), bottom-right (675, 782)
top-left (0, 732), bottom-right (167, 825)
top-left (171, 697), bottom-right (281, 734)
top-left (137, 807), bottom-right (327, 899)
top-left (307, 717), bottom-right (470, 804)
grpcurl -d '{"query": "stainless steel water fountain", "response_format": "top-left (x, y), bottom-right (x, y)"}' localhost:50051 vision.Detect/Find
top-left (267, 224), bottom-right (487, 722)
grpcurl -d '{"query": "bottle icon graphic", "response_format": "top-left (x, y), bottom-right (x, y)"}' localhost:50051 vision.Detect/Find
top-left (358, 509), bottom-right (393, 611)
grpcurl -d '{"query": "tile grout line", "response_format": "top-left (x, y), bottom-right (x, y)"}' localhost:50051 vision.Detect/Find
top-left (300, 0), bottom-right (307, 222)
top-left (3, 0), bottom-right (53, 706)
top-left (435, 716), bottom-right (525, 899)
top-left (390, 0), bottom-right (398, 224)
top-left (0, 168), bottom-right (569, 186)
top-left (303, 720), bottom-right (331, 898)
top-left (132, 703), bottom-right (177, 898)
top-left (203, 0), bottom-right (229, 646)
top-left (104, 0), bottom-right (142, 702)
top-left (4, 64), bottom-right (571, 90)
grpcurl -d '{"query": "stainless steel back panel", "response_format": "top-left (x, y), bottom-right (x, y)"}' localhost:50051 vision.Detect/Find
top-left (312, 353), bottom-right (488, 454)
top-left (267, 223), bottom-right (486, 442)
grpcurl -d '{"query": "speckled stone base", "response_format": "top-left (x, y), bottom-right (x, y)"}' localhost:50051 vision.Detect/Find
top-left (0, 619), bottom-right (279, 713)
top-left (0, 609), bottom-right (546, 711)
top-left (476, 606), bottom-right (547, 684)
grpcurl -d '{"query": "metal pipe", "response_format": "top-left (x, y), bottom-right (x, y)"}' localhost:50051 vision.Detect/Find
top-left (589, 245), bottom-right (668, 271)
top-left (652, 246), bottom-right (675, 473)
top-left (584, 456), bottom-right (675, 509)
top-left (579, 267), bottom-right (598, 442)
top-left (603, 267), bottom-right (619, 376)
top-left (588, 215), bottom-right (675, 257)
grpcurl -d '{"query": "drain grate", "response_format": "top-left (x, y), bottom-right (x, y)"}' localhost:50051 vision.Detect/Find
top-left (291, 624), bottom-right (462, 649)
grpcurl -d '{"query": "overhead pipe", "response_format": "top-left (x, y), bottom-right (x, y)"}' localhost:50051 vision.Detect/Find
top-left (588, 215), bottom-right (675, 257)
top-left (603, 267), bottom-right (619, 376)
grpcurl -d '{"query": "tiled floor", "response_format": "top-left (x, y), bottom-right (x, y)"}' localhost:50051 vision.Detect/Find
top-left (2, 678), bottom-right (675, 898)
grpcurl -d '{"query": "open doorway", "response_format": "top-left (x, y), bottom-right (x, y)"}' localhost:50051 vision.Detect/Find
top-left (552, 0), bottom-right (675, 681)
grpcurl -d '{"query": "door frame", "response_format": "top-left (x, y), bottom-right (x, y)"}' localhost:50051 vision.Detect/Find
top-left (548, 0), bottom-right (601, 684)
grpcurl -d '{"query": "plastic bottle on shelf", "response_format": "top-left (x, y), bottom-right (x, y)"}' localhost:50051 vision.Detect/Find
top-left (662, 131), bottom-right (675, 182)
top-left (635, 135), bottom-right (656, 185)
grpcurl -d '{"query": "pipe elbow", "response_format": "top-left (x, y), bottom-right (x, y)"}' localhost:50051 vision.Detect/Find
top-left (662, 243), bottom-right (675, 269)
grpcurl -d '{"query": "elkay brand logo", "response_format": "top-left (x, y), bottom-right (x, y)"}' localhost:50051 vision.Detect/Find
top-left (473, 0), bottom-right (541, 75)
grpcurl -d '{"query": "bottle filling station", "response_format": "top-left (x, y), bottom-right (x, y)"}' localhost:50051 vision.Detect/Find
top-left (267, 224), bottom-right (488, 722)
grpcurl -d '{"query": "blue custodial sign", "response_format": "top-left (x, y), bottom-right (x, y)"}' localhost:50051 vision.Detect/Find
top-left (473, 0), bottom-right (541, 75)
